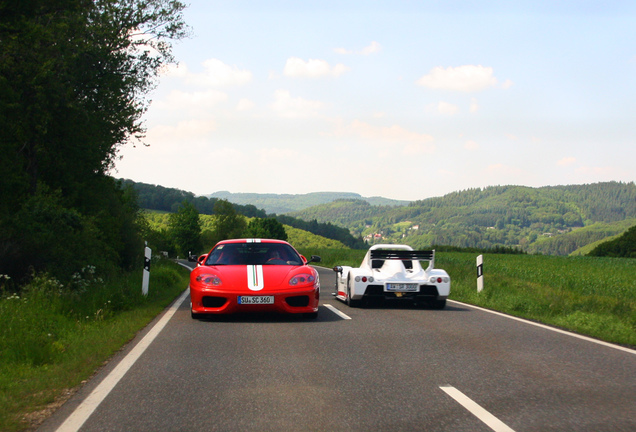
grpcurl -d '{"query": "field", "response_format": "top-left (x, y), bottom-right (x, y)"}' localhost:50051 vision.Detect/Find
top-left (303, 248), bottom-right (636, 348)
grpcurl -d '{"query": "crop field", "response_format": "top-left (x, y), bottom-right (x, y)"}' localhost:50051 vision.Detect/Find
top-left (305, 248), bottom-right (636, 348)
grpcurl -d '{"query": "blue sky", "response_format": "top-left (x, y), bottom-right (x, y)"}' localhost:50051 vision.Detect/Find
top-left (114, 0), bottom-right (636, 201)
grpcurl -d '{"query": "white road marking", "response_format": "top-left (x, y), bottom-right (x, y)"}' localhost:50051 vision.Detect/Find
top-left (55, 289), bottom-right (190, 432)
top-left (449, 300), bottom-right (636, 355)
top-left (323, 303), bottom-right (352, 320)
top-left (440, 385), bottom-right (515, 432)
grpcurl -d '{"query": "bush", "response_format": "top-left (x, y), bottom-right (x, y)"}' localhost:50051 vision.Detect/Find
top-left (588, 225), bottom-right (636, 258)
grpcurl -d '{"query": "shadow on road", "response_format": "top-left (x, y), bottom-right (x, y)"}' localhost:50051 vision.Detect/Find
top-left (190, 305), bottom-right (344, 323)
top-left (331, 298), bottom-right (473, 312)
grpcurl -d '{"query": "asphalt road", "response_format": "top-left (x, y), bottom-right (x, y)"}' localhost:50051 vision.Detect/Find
top-left (38, 264), bottom-right (636, 432)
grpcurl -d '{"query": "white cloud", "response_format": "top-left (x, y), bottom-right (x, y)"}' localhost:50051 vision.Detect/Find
top-left (257, 147), bottom-right (300, 163)
top-left (283, 57), bottom-right (350, 78)
top-left (469, 98), bottom-right (479, 113)
top-left (486, 163), bottom-right (523, 176)
top-left (437, 101), bottom-right (459, 115)
top-left (575, 165), bottom-right (619, 176)
top-left (334, 47), bottom-right (352, 55)
top-left (465, 140), bottom-right (479, 150)
top-left (146, 119), bottom-right (217, 144)
top-left (416, 65), bottom-right (498, 92)
top-left (154, 89), bottom-right (228, 110)
top-left (334, 41), bottom-right (381, 55)
top-left (402, 142), bottom-right (436, 155)
top-left (236, 98), bottom-right (255, 111)
top-left (501, 79), bottom-right (514, 89)
top-left (557, 157), bottom-right (576, 166)
top-left (335, 120), bottom-right (435, 154)
top-left (361, 41), bottom-right (382, 55)
top-left (174, 58), bottom-right (253, 87)
top-left (270, 89), bottom-right (323, 118)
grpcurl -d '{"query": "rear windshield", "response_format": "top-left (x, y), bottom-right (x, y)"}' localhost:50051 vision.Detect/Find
top-left (205, 243), bottom-right (303, 266)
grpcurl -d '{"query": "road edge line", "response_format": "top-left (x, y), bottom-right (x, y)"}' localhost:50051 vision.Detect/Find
top-left (55, 289), bottom-right (190, 432)
top-left (448, 299), bottom-right (636, 355)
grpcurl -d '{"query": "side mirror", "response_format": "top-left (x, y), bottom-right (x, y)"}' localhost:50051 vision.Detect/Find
top-left (308, 255), bottom-right (321, 264)
top-left (197, 254), bottom-right (208, 266)
top-left (333, 266), bottom-right (343, 273)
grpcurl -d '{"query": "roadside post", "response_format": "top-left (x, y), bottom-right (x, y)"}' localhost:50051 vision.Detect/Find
top-left (142, 243), bottom-right (151, 296)
top-left (476, 254), bottom-right (484, 292)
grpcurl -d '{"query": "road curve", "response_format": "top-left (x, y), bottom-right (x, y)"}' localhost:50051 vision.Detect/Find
top-left (38, 264), bottom-right (636, 432)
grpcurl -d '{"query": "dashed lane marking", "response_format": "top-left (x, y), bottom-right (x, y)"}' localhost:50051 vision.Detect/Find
top-left (323, 303), bottom-right (352, 320)
top-left (441, 385), bottom-right (515, 432)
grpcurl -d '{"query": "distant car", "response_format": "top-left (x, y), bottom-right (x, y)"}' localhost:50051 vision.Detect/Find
top-left (190, 239), bottom-right (321, 319)
top-left (333, 244), bottom-right (450, 309)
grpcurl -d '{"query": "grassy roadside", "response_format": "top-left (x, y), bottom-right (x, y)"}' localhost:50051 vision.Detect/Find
top-left (0, 259), bottom-right (189, 432)
top-left (2, 249), bottom-right (634, 430)
top-left (305, 248), bottom-right (636, 348)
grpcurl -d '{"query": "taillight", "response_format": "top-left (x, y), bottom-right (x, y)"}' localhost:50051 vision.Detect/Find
top-left (355, 276), bottom-right (374, 283)
top-left (429, 276), bottom-right (449, 284)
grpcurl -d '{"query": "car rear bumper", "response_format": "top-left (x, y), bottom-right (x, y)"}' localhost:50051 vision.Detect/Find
top-left (360, 284), bottom-right (447, 301)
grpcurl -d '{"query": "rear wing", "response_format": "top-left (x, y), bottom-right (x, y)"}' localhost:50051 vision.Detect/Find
top-left (369, 249), bottom-right (435, 269)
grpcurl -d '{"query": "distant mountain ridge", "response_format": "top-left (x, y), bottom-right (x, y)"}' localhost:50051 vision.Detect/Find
top-left (207, 191), bottom-right (410, 214)
top-left (287, 181), bottom-right (636, 256)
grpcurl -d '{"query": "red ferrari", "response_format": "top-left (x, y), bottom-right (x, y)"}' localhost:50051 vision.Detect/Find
top-left (189, 239), bottom-right (321, 319)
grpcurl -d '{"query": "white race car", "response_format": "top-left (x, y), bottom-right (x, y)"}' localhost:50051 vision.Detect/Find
top-left (332, 244), bottom-right (450, 309)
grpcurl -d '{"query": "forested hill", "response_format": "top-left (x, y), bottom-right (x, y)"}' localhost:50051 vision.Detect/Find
top-left (207, 191), bottom-right (409, 214)
top-left (288, 181), bottom-right (636, 256)
top-left (119, 179), bottom-right (366, 249)
top-left (120, 179), bottom-right (267, 217)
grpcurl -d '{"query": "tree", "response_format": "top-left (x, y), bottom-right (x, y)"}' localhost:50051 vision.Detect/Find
top-left (209, 199), bottom-right (246, 245)
top-left (0, 0), bottom-right (188, 281)
top-left (244, 218), bottom-right (288, 241)
top-left (588, 225), bottom-right (636, 258)
top-left (169, 201), bottom-right (202, 257)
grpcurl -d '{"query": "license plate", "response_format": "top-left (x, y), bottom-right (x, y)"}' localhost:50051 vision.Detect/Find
top-left (238, 296), bottom-right (274, 305)
top-left (385, 283), bottom-right (419, 292)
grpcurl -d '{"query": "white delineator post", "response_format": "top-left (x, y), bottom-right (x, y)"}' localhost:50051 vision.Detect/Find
top-left (476, 254), bottom-right (484, 292)
top-left (142, 245), bottom-right (151, 296)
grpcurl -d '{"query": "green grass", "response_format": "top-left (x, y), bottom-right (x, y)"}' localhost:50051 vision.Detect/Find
top-left (439, 253), bottom-right (636, 347)
top-left (0, 260), bottom-right (189, 432)
top-left (307, 248), bottom-right (636, 348)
